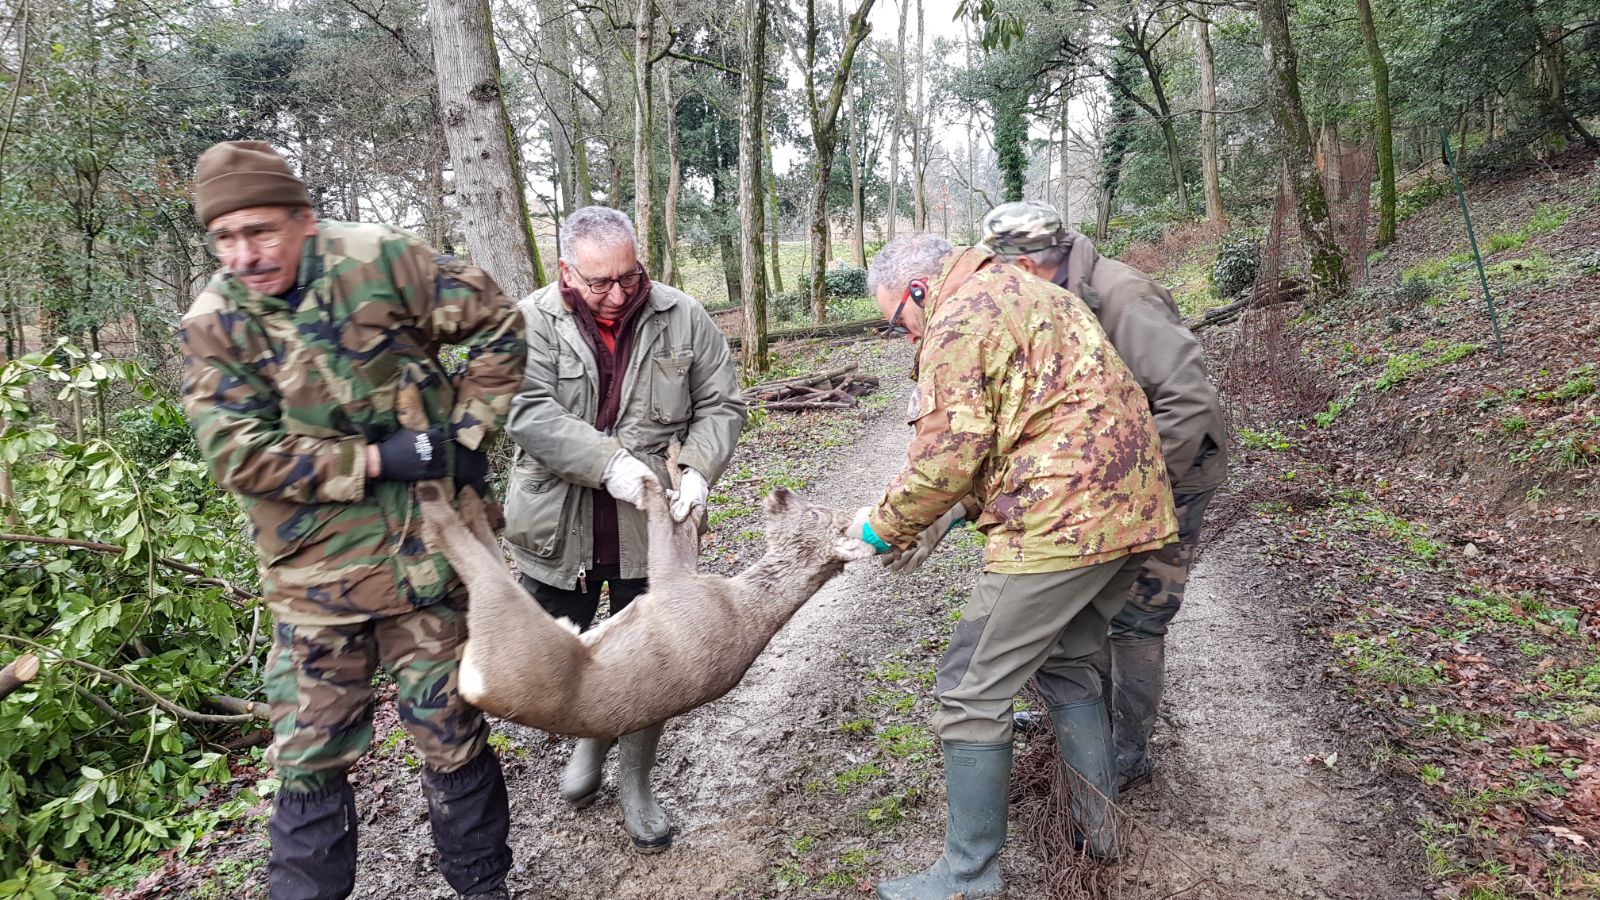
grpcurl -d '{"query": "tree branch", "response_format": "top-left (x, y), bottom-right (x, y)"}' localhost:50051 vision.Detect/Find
top-left (0, 634), bottom-right (262, 724)
top-left (0, 532), bottom-right (258, 606)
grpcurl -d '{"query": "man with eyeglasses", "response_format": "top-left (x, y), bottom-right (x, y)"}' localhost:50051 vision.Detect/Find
top-left (502, 205), bottom-right (745, 854)
top-left (178, 141), bottom-right (523, 900)
top-left (847, 234), bottom-right (1176, 899)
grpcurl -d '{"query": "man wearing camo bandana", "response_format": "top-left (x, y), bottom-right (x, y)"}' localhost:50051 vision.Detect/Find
top-left (982, 200), bottom-right (1228, 793)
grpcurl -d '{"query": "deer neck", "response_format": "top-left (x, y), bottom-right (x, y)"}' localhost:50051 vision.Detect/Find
top-left (732, 551), bottom-right (846, 625)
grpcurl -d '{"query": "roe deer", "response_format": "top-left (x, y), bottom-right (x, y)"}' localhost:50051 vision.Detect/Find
top-left (414, 479), bottom-right (873, 739)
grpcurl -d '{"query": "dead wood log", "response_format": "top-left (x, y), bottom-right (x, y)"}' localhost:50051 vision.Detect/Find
top-left (0, 653), bottom-right (39, 701)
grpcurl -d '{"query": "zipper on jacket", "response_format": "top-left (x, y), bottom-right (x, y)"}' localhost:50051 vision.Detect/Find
top-left (577, 565), bottom-right (587, 595)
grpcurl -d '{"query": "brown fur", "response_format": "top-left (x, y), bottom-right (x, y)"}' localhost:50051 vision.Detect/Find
top-left (415, 479), bottom-right (873, 739)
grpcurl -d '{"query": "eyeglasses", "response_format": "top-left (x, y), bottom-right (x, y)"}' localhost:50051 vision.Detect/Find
top-left (570, 264), bottom-right (644, 295)
top-left (878, 282), bottom-right (925, 337)
top-left (205, 218), bottom-right (293, 257)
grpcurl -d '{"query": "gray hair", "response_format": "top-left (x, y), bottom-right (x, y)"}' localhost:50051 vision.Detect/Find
top-left (559, 206), bottom-right (638, 263)
top-left (992, 243), bottom-right (1069, 271)
top-left (867, 234), bottom-right (954, 296)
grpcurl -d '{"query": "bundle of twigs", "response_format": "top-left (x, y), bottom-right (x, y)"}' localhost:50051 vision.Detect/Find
top-left (741, 365), bottom-right (880, 411)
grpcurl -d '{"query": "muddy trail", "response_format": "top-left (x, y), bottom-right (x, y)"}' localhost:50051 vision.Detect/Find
top-left (211, 344), bottom-right (1427, 899)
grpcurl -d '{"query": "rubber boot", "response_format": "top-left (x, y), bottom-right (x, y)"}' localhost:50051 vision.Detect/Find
top-left (617, 723), bottom-right (673, 853)
top-left (1110, 636), bottom-right (1165, 791)
top-left (559, 737), bottom-right (615, 807)
top-left (421, 750), bottom-right (514, 897)
top-left (875, 742), bottom-right (1011, 900)
top-left (1050, 699), bottom-right (1120, 860)
top-left (268, 777), bottom-right (358, 900)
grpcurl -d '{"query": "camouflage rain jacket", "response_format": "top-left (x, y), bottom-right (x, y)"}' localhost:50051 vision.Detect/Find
top-left (180, 221), bottom-right (526, 625)
top-left (867, 247), bottom-right (1178, 574)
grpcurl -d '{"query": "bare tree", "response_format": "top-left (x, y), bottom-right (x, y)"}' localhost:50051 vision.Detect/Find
top-left (1258, 0), bottom-right (1347, 297)
top-left (739, 0), bottom-right (770, 371)
top-left (886, 0), bottom-right (908, 240)
top-left (1193, 7), bottom-right (1226, 226)
top-left (801, 0), bottom-right (877, 322)
top-left (1355, 0), bottom-right (1395, 246)
top-left (428, 0), bottom-right (547, 295)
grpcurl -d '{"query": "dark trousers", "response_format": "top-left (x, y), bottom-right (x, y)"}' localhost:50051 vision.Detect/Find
top-left (520, 567), bottom-right (648, 631)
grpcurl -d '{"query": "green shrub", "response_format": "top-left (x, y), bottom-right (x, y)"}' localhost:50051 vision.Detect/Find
top-left (1397, 179), bottom-right (1450, 222)
top-left (823, 266), bottom-right (867, 299)
top-left (0, 346), bottom-right (264, 885)
top-left (1210, 234), bottom-right (1262, 299)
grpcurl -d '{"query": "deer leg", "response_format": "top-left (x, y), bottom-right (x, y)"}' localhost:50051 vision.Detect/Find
top-left (643, 480), bottom-right (699, 580)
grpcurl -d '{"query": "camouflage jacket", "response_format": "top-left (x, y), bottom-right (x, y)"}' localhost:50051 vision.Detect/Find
top-left (867, 248), bottom-right (1178, 574)
top-left (180, 221), bottom-right (526, 624)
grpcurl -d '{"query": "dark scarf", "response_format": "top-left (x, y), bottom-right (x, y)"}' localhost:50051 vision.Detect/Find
top-left (560, 272), bottom-right (653, 567)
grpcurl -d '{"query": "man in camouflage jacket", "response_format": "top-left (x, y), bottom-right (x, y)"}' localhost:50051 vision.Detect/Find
top-left (981, 201), bottom-right (1227, 792)
top-left (849, 235), bottom-right (1176, 900)
top-left (179, 141), bottom-right (523, 900)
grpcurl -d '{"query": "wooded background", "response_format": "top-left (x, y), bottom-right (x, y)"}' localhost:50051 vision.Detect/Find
top-left (0, 0), bottom-right (1597, 891)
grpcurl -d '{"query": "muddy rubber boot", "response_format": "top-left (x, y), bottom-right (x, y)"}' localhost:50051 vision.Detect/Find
top-left (875, 742), bottom-right (1010, 900)
top-left (421, 750), bottom-right (513, 897)
top-left (268, 777), bottom-right (358, 900)
top-left (559, 737), bottom-right (615, 808)
top-left (617, 722), bottom-right (673, 853)
top-left (1050, 699), bottom-right (1120, 860)
top-left (1110, 636), bottom-right (1165, 791)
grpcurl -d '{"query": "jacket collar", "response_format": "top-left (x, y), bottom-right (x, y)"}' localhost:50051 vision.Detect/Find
top-left (1055, 229), bottom-right (1101, 300)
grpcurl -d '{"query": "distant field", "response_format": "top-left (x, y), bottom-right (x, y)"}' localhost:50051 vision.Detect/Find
top-left (677, 240), bottom-right (873, 325)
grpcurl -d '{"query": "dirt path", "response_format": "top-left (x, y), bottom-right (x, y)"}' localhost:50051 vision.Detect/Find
top-left (1115, 532), bottom-right (1427, 899)
top-left (331, 386), bottom-right (1426, 899)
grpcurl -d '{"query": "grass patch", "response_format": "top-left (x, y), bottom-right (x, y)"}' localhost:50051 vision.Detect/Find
top-left (833, 762), bottom-right (887, 795)
top-left (1376, 341), bottom-right (1481, 391)
top-left (1238, 428), bottom-right (1293, 451)
top-left (875, 724), bottom-right (933, 758)
top-left (1332, 633), bottom-right (1445, 686)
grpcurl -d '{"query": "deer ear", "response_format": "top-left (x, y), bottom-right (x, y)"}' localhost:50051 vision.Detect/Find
top-left (764, 487), bottom-right (794, 514)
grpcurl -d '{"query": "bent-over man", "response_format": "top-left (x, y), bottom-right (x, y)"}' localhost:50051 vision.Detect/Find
top-left (981, 201), bottom-right (1227, 790)
top-left (179, 142), bottom-right (524, 899)
top-left (850, 234), bottom-right (1176, 900)
top-left (502, 206), bottom-right (746, 853)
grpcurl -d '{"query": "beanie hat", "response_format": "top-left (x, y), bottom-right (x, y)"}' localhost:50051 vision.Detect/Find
top-left (193, 141), bottom-right (312, 226)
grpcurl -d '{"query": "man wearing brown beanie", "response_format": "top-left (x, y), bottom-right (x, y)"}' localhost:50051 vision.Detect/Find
top-left (178, 141), bottom-right (525, 900)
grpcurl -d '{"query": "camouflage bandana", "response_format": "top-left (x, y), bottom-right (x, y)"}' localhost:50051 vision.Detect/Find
top-left (979, 200), bottom-right (1068, 255)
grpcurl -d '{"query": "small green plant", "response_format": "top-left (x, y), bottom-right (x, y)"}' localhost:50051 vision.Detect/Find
top-left (833, 762), bottom-right (887, 794)
top-left (876, 724), bottom-right (933, 758)
top-left (1420, 763), bottom-right (1446, 785)
top-left (1499, 416), bottom-right (1530, 434)
top-left (1314, 395), bottom-right (1354, 429)
top-left (1238, 428), bottom-right (1292, 451)
top-left (1524, 485), bottom-right (1547, 503)
top-left (839, 718), bottom-right (875, 737)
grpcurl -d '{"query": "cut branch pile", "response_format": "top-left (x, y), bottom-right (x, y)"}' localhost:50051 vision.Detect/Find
top-left (742, 365), bottom-right (880, 411)
top-left (1190, 276), bottom-right (1308, 331)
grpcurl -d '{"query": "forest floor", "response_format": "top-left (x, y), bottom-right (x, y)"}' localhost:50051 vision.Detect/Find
top-left (103, 155), bottom-right (1598, 900)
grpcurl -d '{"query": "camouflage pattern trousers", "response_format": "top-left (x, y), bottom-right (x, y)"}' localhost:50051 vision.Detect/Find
top-left (1109, 491), bottom-right (1215, 640)
top-left (263, 594), bottom-right (489, 794)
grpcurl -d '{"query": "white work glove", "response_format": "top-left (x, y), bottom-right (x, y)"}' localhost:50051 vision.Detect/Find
top-left (602, 450), bottom-right (656, 510)
top-left (671, 467), bottom-right (709, 522)
top-left (847, 506), bottom-right (892, 556)
top-left (881, 501), bottom-right (966, 574)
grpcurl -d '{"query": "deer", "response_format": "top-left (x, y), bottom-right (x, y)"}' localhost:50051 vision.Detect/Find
top-left (412, 473), bottom-right (873, 739)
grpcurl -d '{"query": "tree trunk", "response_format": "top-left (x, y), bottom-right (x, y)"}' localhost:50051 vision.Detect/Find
top-left (765, 133), bottom-right (783, 294)
top-left (739, 0), bottom-right (770, 373)
top-left (633, 0), bottom-right (656, 275)
top-left (1355, 0), bottom-right (1394, 246)
top-left (662, 60), bottom-right (683, 287)
top-left (1058, 75), bottom-right (1072, 223)
top-left (1257, 0), bottom-right (1347, 298)
top-left (911, 0), bottom-right (926, 231)
top-left (995, 91), bottom-right (1027, 202)
top-left (886, 0), bottom-right (908, 240)
top-left (1194, 10), bottom-right (1227, 227)
top-left (428, 0), bottom-right (546, 296)
top-left (804, 0), bottom-right (878, 323)
top-left (1136, 42), bottom-right (1188, 213)
top-left (843, 1), bottom-right (866, 269)
top-left (537, 0), bottom-right (578, 214)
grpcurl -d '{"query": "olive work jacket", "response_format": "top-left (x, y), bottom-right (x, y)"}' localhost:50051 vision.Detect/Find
top-left (503, 281), bottom-right (747, 589)
top-left (1058, 232), bottom-right (1228, 494)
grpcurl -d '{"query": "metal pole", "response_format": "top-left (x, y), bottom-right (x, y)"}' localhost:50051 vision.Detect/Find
top-left (1439, 127), bottom-right (1504, 357)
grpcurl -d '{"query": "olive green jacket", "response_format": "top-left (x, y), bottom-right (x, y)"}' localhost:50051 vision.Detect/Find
top-left (503, 282), bottom-right (746, 589)
top-left (1060, 232), bottom-right (1228, 494)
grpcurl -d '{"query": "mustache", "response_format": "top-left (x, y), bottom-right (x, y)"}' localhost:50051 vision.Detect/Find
top-left (232, 263), bottom-right (280, 277)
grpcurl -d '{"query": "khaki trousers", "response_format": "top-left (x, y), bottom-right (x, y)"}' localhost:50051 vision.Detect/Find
top-left (934, 552), bottom-right (1150, 744)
